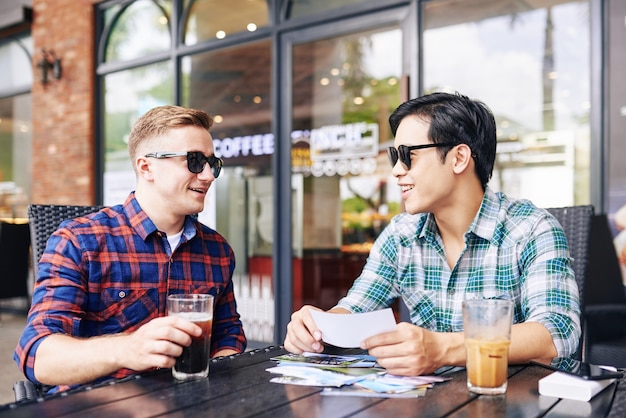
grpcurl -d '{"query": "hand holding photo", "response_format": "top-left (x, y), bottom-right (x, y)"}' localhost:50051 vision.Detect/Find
top-left (309, 308), bottom-right (397, 348)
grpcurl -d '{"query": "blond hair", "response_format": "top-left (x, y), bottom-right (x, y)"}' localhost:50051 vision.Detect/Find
top-left (127, 105), bottom-right (214, 166)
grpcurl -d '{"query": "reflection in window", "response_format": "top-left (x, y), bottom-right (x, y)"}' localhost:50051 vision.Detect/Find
top-left (291, 27), bottom-right (402, 309)
top-left (182, 40), bottom-right (272, 146)
top-left (0, 95), bottom-right (32, 218)
top-left (182, 40), bottom-right (273, 342)
top-left (0, 34), bottom-right (32, 218)
top-left (423, 0), bottom-right (590, 207)
top-left (292, 28), bottom-right (402, 176)
top-left (102, 62), bottom-right (173, 205)
top-left (0, 34), bottom-right (33, 90)
top-left (184, 0), bottom-right (268, 45)
top-left (287, 0), bottom-right (370, 19)
top-left (104, 0), bottom-right (171, 62)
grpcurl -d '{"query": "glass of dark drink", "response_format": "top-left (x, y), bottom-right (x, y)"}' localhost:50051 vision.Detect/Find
top-left (167, 294), bottom-right (214, 380)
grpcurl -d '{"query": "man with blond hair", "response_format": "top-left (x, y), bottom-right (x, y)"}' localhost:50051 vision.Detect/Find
top-left (15, 105), bottom-right (246, 393)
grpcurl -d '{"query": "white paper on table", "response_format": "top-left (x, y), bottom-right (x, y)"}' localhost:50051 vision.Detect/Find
top-left (310, 308), bottom-right (397, 348)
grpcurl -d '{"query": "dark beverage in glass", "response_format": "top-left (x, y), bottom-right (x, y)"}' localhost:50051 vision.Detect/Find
top-left (167, 294), bottom-right (214, 380)
top-left (175, 316), bottom-right (213, 375)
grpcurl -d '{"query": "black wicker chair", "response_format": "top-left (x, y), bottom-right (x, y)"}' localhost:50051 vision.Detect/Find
top-left (13, 204), bottom-right (105, 403)
top-left (546, 205), bottom-right (594, 361)
top-left (27, 204), bottom-right (105, 277)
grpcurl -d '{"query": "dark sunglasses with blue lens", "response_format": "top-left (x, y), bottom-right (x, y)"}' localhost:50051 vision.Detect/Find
top-left (144, 151), bottom-right (223, 178)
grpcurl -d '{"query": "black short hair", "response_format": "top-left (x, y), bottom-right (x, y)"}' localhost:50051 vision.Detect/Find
top-left (389, 92), bottom-right (497, 190)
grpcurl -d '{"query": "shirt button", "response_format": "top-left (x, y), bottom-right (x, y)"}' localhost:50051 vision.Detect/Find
top-left (448, 289), bottom-right (455, 295)
top-left (119, 291), bottom-right (126, 298)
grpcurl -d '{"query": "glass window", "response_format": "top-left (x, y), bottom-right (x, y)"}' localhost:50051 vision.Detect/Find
top-left (423, 0), bottom-right (590, 207)
top-left (0, 34), bottom-right (33, 90)
top-left (0, 33), bottom-right (32, 219)
top-left (607, 0), bottom-right (626, 282)
top-left (183, 0), bottom-right (269, 45)
top-left (104, 0), bottom-right (172, 62)
top-left (287, 0), bottom-right (370, 19)
top-left (182, 40), bottom-right (273, 343)
top-left (290, 27), bottom-right (403, 310)
top-left (102, 62), bottom-right (173, 205)
top-left (0, 94), bottom-right (32, 219)
top-left (103, 4), bottom-right (122, 29)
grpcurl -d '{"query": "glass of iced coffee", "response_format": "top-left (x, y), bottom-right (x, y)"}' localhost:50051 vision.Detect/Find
top-left (167, 293), bottom-right (214, 380)
top-left (462, 299), bottom-right (513, 395)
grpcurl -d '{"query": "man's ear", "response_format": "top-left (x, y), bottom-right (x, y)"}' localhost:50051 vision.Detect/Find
top-left (136, 156), bottom-right (154, 181)
top-left (451, 144), bottom-right (473, 174)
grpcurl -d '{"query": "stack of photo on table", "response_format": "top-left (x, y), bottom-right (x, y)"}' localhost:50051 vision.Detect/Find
top-left (267, 352), bottom-right (450, 398)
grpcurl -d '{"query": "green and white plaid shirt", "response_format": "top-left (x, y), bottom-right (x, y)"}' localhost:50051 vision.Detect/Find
top-left (336, 188), bottom-right (581, 358)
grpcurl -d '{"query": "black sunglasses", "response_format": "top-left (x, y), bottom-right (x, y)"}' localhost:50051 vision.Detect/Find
top-left (144, 151), bottom-right (223, 177)
top-left (388, 143), bottom-right (456, 170)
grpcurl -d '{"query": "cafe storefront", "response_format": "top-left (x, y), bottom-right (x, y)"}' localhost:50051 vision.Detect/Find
top-left (2, 0), bottom-right (626, 348)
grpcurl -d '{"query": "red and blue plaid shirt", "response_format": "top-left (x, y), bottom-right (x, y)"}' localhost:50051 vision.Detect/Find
top-left (14, 193), bottom-right (246, 391)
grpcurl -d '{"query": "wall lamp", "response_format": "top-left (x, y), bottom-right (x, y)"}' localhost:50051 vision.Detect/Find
top-left (37, 49), bottom-right (62, 84)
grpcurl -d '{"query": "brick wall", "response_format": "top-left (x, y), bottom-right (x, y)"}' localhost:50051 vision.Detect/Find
top-left (31, 0), bottom-right (100, 204)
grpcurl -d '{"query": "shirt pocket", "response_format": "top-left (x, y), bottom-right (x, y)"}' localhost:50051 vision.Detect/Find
top-left (81, 287), bottom-right (159, 336)
top-left (404, 289), bottom-right (440, 329)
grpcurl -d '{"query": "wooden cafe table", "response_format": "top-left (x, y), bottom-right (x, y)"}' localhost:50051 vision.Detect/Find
top-left (2, 345), bottom-right (624, 418)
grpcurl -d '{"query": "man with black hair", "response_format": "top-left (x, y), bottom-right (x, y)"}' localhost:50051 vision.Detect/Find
top-left (284, 92), bottom-right (580, 376)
